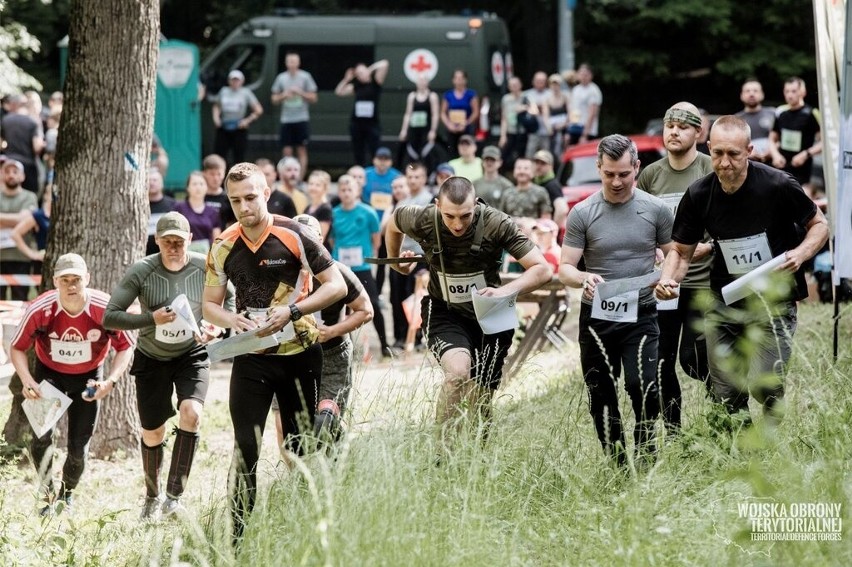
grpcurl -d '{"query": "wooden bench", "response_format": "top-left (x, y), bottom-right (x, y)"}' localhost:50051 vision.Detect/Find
top-left (500, 273), bottom-right (571, 377)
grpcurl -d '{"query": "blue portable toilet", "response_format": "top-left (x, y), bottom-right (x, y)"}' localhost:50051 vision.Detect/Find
top-left (155, 40), bottom-right (201, 192)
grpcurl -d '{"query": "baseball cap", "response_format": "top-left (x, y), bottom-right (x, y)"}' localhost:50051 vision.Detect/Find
top-left (458, 134), bottom-right (475, 145)
top-left (1, 159), bottom-right (24, 172)
top-left (54, 253), bottom-right (88, 277)
top-left (294, 214), bottom-right (322, 241)
top-left (482, 145), bottom-right (501, 160)
top-left (156, 211), bottom-right (191, 240)
top-left (532, 150), bottom-right (553, 165)
top-left (228, 70), bottom-right (245, 81)
top-left (375, 147), bottom-right (392, 159)
top-left (436, 163), bottom-right (455, 175)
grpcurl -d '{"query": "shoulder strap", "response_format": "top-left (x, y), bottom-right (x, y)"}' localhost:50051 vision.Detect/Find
top-left (469, 201), bottom-right (487, 256)
top-left (433, 206), bottom-right (451, 303)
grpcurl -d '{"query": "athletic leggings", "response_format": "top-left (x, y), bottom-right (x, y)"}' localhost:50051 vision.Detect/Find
top-left (353, 268), bottom-right (390, 351)
top-left (228, 345), bottom-right (322, 537)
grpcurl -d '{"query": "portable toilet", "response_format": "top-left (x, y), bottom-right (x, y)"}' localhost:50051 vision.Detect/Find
top-left (155, 40), bottom-right (201, 192)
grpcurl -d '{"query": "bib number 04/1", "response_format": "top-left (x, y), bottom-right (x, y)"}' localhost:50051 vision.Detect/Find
top-left (50, 339), bottom-right (93, 364)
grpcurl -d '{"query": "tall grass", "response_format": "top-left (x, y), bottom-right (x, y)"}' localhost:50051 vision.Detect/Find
top-left (1, 302), bottom-right (850, 565)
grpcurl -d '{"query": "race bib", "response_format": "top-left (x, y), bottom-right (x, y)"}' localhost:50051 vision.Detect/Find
top-left (155, 322), bottom-right (193, 344)
top-left (438, 271), bottom-right (487, 303)
top-left (591, 289), bottom-right (639, 323)
top-left (659, 192), bottom-right (684, 216)
top-left (779, 129), bottom-right (803, 153)
top-left (0, 228), bottom-right (14, 250)
top-left (148, 213), bottom-right (165, 236)
top-left (448, 109), bottom-right (467, 125)
top-left (339, 246), bottom-right (364, 267)
top-left (355, 101), bottom-right (375, 118)
top-left (718, 233), bottom-right (772, 275)
top-left (370, 192), bottom-right (393, 211)
top-left (657, 285), bottom-right (679, 311)
top-left (245, 307), bottom-right (270, 326)
top-left (50, 339), bottom-right (93, 364)
top-left (284, 95), bottom-right (303, 108)
top-left (410, 110), bottom-right (428, 128)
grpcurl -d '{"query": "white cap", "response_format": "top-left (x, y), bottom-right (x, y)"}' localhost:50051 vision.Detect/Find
top-left (54, 253), bottom-right (88, 277)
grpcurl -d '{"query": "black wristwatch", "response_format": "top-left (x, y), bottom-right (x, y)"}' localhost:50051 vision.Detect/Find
top-left (289, 303), bottom-right (303, 322)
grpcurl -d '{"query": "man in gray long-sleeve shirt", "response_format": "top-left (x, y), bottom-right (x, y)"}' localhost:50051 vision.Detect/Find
top-left (104, 211), bottom-right (233, 521)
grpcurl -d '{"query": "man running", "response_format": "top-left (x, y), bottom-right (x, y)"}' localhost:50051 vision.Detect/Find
top-left (202, 162), bottom-right (345, 541)
top-left (385, 176), bottom-right (551, 440)
top-left (13, 253), bottom-right (134, 515)
top-left (105, 212), bottom-right (229, 520)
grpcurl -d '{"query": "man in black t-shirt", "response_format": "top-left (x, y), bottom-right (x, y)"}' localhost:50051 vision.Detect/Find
top-left (769, 77), bottom-right (822, 188)
top-left (657, 116), bottom-right (828, 424)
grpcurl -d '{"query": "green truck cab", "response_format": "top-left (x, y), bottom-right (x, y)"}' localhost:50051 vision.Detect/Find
top-left (200, 12), bottom-right (513, 167)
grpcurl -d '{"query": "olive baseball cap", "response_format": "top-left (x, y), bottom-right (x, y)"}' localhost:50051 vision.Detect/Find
top-left (156, 211), bottom-right (191, 240)
top-left (482, 145), bottom-right (501, 160)
top-left (54, 253), bottom-right (88, 277)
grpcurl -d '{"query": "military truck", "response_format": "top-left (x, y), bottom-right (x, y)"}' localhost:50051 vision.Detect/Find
top-left (200, 12), bottom-right (513, 167)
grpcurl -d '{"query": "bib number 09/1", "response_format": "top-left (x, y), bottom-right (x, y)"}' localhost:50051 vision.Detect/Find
top-left (599, 299), bottom-right (629, 313)
top-left (591, 289), bottom-right (639, 322)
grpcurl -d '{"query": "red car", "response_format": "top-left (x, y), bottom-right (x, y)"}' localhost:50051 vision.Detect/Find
top-left (557, 134), bottom-right (666, 208)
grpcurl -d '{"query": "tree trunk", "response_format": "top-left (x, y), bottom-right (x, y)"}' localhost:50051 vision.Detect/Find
top-left (48, 0), bottom-right (158, 458)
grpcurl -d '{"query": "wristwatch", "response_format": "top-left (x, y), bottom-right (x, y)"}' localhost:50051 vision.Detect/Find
top-left (289, 303), bottom-right (303, 322)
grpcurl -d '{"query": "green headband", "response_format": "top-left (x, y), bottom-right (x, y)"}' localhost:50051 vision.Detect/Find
top-left (664, 108), bottom-right (702, 127)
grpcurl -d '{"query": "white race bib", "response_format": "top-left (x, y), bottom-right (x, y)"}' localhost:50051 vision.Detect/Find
top-left (0, 228), bottom-right (14, 250)
top-left (339, 246), bottom-right (364, 267)
top-left (245, 307), bottom-right (270, 326)
top-left (148, 213), bottom-right (165, 236)
top-left (591, 289), bottom-right (639, 323)
top-left (659, 192), bottom-right (685, 216)
top-left (410, 110), bottom-right (428, 128)
top-left (657, 285), bottom-right (679, 311)
top-left (155, 322), bottom-right (193, 344)
top-left (718, 233), bottom-right (772, 275)
top-left (779, 129), bottom-right (803, 153)
top-left (355, 101), bottom-right (375, 118)
top-left (50, 339), bottom-right (93, 364)
top-left (439, 271), bottom-right (487, 303)
top-left (284, 95), bottom-right (303, 108)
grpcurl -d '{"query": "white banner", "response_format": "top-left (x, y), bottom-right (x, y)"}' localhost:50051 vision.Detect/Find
top-left (814, 0), bottom-right (851, 278)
